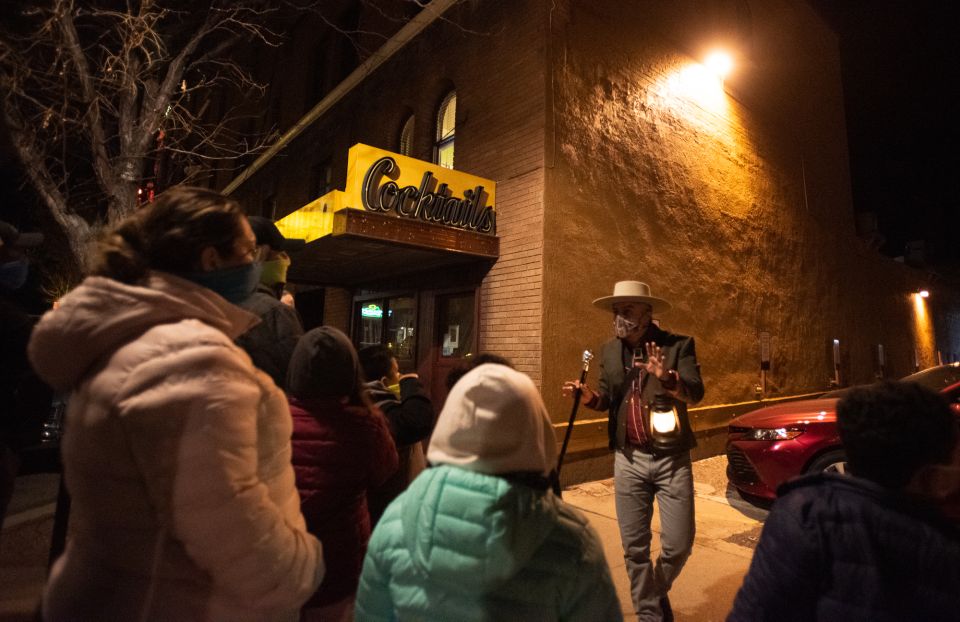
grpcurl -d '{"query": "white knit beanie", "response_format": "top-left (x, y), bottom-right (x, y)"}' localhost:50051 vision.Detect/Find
top-left (427, 363), bottom-right (558, 476)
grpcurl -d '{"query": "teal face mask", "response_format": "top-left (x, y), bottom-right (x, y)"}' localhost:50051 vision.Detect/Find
top-left (182, 261), bottom-right (263, 304)
top-left (0, 259), bottom-right (29, 290)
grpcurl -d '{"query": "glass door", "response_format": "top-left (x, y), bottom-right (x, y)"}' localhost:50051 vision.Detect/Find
top-left (353, 294), bottom-right (418, 374)
top-left (385, 296), bottom-right (417, 373)
top-left (356, 299), bottom-right (385, 350)
top-left (431, 291), bottom-right (476, 404)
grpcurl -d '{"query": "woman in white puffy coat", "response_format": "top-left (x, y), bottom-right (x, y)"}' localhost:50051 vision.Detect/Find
top-left (28, 187), bottom-right (323, 621)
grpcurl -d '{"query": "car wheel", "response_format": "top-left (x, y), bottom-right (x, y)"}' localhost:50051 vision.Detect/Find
top-left (806, 449), bottom-right (848, 476)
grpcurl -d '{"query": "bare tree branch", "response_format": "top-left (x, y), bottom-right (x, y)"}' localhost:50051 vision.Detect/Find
top-left (56, 0), bottom-right (119, 203)
top-left (1, 0), bottom-right (474, 273)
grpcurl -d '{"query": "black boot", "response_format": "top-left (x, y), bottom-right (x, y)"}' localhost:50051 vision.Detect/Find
top-left (659, 595), bottom-right (674, 622)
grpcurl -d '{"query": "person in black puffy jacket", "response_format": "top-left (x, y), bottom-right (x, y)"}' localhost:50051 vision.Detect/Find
top-left (358, 344), bottom-right (433, 524)
top-left (729, 381), bottom-right (960, 622)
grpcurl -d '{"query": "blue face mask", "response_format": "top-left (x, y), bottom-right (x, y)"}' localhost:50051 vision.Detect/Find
top-left (183, 261), bottom-right (263, 304)
top-left (0, 259), bottom-right (29, 290)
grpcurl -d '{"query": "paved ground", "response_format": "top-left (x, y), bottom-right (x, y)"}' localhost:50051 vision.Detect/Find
top-left (0, 457), bottom-right (767, 621)
top-left (564, 456), bottom-right (769, 621)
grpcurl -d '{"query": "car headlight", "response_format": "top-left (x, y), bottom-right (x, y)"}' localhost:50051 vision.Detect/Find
top-left (742, 427), bottom-right (804, 441)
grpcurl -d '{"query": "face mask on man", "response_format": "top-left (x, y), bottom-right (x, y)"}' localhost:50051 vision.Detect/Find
top-left (260, 253), bottom-right (291, 287)
top-left (0, 258), bottom-right (29, 290)
top-left (614, 314), bottom-right (638, 339)
top-left (183, 261), bottom-right (263, 305)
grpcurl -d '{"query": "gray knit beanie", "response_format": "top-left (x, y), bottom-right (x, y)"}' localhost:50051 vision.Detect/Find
top-left (286, 326), bottom-right (359, 399)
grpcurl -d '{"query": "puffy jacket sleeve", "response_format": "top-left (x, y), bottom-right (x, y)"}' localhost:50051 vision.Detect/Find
top-left (354, 508), bottom-right (400, 622)
top-left (727, 496), bottom-right (818, 621)
top-left (366, 407), bottom-right (400, 488)
top-left (384, 376), bottom-right (434, 446)
top-left (115, 338), bottom-right (323, 617)
top-left (561, 522), bottom-right (623, 622)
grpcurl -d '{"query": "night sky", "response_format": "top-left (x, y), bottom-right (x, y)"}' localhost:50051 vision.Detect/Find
top-left (809, 0), bottom-right (960, 269)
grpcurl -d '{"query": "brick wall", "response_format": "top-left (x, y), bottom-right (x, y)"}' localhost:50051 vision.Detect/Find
top-left (323, 286), bottom-right (352, 334)
top-left (478, 169), bottom-right (544, 385)
top-left (231, 0), bottom-right (550, 388)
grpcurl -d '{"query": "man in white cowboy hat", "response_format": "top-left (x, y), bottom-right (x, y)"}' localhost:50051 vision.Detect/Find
top-left (563, 280), bottom-right (704, 622)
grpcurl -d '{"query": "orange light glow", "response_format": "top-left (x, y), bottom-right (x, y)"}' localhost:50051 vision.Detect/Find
top-left (912, 292), bottom-right (936, 369)
top-left (665, 63), bottom-right (727, 111)
top-left (704, 51), bottom-right (734, 79)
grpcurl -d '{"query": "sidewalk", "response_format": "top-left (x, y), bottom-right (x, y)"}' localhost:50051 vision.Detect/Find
top-left (563, 456), bottom-right (768, 621)
top-left (0, 457), bottom-right (766, 621)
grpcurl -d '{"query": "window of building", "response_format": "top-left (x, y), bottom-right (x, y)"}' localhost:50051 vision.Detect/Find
top-left (353, 295), bottom-right (418, 373)
top-left (434, 91), bottom-right (456, 169)
top-left (399, 115), bottom-right (415, 156)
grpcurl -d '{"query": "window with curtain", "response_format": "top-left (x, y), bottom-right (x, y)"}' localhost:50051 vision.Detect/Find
top-left (399, 115), bottom-right (415, 156)
top-left (434, 91), bottom-right (456, 169)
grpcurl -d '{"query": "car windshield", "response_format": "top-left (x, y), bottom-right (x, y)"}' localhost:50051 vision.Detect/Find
top-left (902, 364), bottom-right (960, 391)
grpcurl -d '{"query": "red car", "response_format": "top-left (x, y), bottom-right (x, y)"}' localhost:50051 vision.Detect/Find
top-left (726, 363), bottom-right (960, 500)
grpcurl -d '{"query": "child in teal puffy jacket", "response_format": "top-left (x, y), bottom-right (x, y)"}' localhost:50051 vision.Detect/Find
top-left (355, 363), bottom-right (623, 621)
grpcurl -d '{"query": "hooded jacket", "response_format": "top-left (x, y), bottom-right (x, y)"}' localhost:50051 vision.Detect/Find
top-left (355, 364), bottom-right (622, 621)
top-left (364, 376), bottom-right (433, 524)
top-left (729, 473), bottom-right (960, 622)
top-left (28, 272), bottom-right (323, 622)
top-left (287, 325), bottom-right (399, 608)
top-left (290, 397), bottom-right (397, 606)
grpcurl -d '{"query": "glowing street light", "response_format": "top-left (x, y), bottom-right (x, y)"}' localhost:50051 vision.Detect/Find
top-left (704, 50), bottom-right (734, 80)
top-left (918, 289), bottom-right (930, 298)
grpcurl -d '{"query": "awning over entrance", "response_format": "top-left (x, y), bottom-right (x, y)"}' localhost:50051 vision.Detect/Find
top-left (277, 143), bottom-right (500, 286)
top-left (288, 209), bottom-right (499, 286)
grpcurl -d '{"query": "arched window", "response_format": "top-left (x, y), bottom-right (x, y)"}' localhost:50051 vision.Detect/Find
top-left (434, 91), bottom-right (456, 169)
top-left (399, 114), bottom-right (415, 156)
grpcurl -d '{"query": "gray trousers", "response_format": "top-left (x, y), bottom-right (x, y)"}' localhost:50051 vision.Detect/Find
top-left (614, 447), bottom-right (695, 622)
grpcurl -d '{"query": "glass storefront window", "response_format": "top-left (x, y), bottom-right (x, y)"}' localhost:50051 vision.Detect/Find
top-left (354, 295), bottom-right (418, 374)
top-left (437, 292), bottom-right (474, 359)
top-left (357, 300), bottom-right (385, 350)
top-left (386, 296), bottom-right (416, 373)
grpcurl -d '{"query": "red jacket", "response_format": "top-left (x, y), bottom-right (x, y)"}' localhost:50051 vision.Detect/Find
top-left (290, 396), bottom-right (398, 606)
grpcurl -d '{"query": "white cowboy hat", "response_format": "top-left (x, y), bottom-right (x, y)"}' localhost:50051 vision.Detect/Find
top-left (592, 280), bottom-right (672, 313)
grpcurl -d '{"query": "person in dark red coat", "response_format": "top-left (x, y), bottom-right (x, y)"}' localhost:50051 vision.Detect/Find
top-left (286, 326), bottom-right (399, 622)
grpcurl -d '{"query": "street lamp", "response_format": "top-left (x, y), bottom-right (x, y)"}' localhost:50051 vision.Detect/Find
top-left (704, 50), bottom-right (734, 80)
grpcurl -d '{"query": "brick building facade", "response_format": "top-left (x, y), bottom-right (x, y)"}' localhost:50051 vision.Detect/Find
top-left (223, 0), bottom-right (960, 479)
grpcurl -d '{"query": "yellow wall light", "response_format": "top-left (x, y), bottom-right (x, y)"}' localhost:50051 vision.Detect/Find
top-left (911, 290), bottom-right (935, 369)
top-left (704, 50), bottom-right (734, 80)
top-left (665, 63), bottom-right (726, 110)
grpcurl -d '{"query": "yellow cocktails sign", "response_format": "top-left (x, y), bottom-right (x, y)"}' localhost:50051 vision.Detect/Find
top-left (276, 143), bottom-right (496, 243)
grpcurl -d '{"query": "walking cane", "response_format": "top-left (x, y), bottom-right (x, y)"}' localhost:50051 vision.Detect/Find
top-left (553, 349), bottom-right (594, 498)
